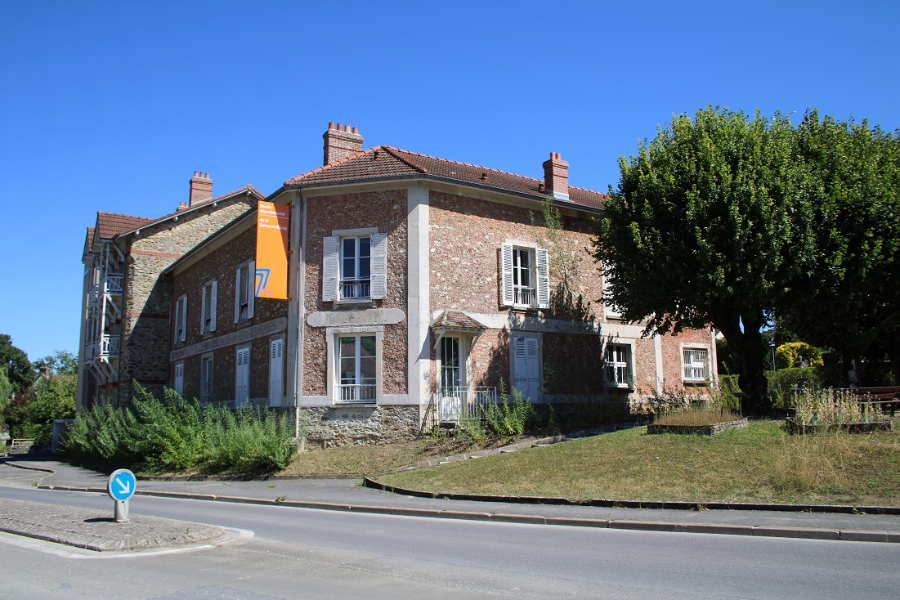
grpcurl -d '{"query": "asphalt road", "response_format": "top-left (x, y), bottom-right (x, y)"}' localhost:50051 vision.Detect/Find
top-left (2, 486), bottom-right (899, 599)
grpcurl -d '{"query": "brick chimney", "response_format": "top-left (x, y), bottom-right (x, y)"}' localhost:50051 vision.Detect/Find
top-left (189, 172), bottom-right (214, 206)
top-left (542, 153), bottom-right (570, 201)
top-left (323, 122), bottom-right (363, 165)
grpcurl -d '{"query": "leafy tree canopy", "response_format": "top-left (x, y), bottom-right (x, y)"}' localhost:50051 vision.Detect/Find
top-left (37, 349), bottom-right (79, 376)
top-left (0, 334), bottom-right (34, 394)
top-left (593, 106), bottom-right (816, 412)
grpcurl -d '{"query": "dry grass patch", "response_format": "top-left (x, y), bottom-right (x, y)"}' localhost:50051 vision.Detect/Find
top-left (376, 420), bottom-right (900, 506)
top-left (653, 404), bottom-right (742, 426)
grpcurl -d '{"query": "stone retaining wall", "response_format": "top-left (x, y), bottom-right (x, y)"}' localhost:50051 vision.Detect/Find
top-left (302, 405), bottom-right (420, 448)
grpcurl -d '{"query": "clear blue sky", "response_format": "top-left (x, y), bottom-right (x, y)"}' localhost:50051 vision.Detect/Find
top-left (1, 0), bottom-right (897, 363)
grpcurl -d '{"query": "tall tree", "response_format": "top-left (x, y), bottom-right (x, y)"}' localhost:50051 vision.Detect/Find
top-left (37, 349), bottom-right (79, 376)
top-left (0, 334), bottom-right (34, 394)
top-left (780, 112), bottom-right (900, 385)
top-left (593, 107), bottom-right (814, 413)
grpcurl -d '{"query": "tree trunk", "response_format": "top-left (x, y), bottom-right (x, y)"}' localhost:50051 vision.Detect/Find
top-left (713, 311), bottom-right (771, 416)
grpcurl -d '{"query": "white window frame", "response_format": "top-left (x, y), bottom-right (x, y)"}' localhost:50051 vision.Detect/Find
top-left (201, 279), bottom-right (218, 334)
top-left (234, 260), bottom-right (255, 323)
top-left (174, 294), bottom-right (188, 343)
top-left (173, 361), bottom-right (184, 395)
top-left (325, 326), bottom-right (383, 404)
top-left (682, 346), bottom-right (710, 382)
top-left (604, 341), bottom-right (635, 389)
top-left (235, 345), bottom-right (250, 407)
top-left (501, 241), bottom-right (549, 309)
top-left (322, 228), bottom-right (387, 303)
top-left (200, 353), bottom-right (214, 403)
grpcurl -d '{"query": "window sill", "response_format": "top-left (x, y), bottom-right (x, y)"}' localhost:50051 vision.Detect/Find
top-left (333, 402), bottom-right (378, 408)
top-left (606, 383), bottom-right (633, 391)
top-left (333, 299), bottom-right (375, 306)
top-left (683, 379), bottom-right (708, 385)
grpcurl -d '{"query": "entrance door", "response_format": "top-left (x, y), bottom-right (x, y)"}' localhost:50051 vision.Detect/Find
top-left (512, 335), bottom-right (540, 402)
top-left (440, 336), bottom-right (462, 421)
top-left (269, 338), bottom-right (283, 407)
top-left (235, 346), bottom-right (250, 407)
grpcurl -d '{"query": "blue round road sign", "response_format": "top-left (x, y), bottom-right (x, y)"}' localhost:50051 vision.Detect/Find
top-left (108, 469), bottom-right (136, 502)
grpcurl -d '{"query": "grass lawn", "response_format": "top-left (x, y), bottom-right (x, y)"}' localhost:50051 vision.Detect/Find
top-left (279, 435), bottom-right (524, 476)
top-left (373, 420), bottom-right (900, 506)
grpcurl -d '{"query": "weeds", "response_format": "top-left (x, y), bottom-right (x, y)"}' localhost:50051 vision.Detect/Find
top-left (793, 389), bottom-right (885, 427)
top-left (653, 404), bottom-right (742, 426)
top-left (482, 385), bottom-right (535, 435)
top-left (61, 385), bottom-right (299, 474)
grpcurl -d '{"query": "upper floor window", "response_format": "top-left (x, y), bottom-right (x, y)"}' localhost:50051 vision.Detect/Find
top-left (234, 261), bottom-right (255, 323)
top-left (322, 230), bottom-right (387, 302)
top-left (501, 243), bottom-right (549, 309)
top-left (201, 280), bottom-right (218, 334)
top-left (174, 294), bottom-right (188, 343)
top-left (682, 347), bottom-right (709, 382)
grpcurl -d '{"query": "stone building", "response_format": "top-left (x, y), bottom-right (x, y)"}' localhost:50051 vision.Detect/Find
top-left (77, 174), bottom-right (265, 408)
top-left (160, 124), bottom-right (718, 446)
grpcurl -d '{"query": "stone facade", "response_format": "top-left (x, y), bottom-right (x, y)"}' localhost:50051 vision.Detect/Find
top-left (302, 405), bottom-right (420, 448)
top-left (119, 194), bottom-right (257, 401)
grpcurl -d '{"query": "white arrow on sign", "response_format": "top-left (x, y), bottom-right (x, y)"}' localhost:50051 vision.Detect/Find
top-left (117, 478), bottom-right (131, 496)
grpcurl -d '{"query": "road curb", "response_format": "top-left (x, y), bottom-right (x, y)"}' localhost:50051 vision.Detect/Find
top-left (362, 477), bottom-right (900, 516)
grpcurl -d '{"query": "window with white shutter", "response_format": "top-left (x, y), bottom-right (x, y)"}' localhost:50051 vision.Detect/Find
top-left (201, 280), bottom-right (217, 334)
top-left (174, 295), bottom-right (188, 343)
top-left (200, 355), bottom-right (213, 402)
top-left (500, 243), bottom-right (550, 309)
top-left (234, 262), bottom-right (254, 323)
top-left (174, 362), bottom-right (184, 395)
top-left (324, 231), bottom-right (387, 302)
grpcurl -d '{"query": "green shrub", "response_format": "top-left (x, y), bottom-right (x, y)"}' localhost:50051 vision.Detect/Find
top-left (766, 367), bottom-right (821, 397)
top-left (61, 386), bottom-right (298, 474)
top-left (775, 342), bottom-right (823, 370)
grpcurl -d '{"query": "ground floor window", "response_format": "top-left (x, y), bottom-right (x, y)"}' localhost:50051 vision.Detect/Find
top-left (337, 335), bottom-right (376, 403)
top-left (605, 344), bottom-right (632, 388)
top-left (200, 354), bottom-right (213, 402)
top-left (682, 347), bottom-right (709, 382)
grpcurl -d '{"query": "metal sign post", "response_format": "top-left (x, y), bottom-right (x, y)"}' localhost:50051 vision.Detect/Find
top-left (107, 468), bottom-right (137, 523)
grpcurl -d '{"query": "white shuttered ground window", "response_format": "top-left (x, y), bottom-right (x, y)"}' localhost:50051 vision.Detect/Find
top-left (235, 346), bottom-right (250, 407)
top-left (269, 338), bottom-right (283, 407)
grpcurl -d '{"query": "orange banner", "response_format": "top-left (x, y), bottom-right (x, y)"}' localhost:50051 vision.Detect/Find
top-left (255, 201), bottom-right (290, 299)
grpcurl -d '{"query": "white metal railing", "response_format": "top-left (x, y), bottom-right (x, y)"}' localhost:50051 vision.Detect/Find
top-left (105, 273), bottom-right (123, 294)
top-left (100, 335), bottom-right (121, 357)
top-left (336, 383), bottom-right (376, 403)
top-left (437, 387), bottom-right (498, 422)
top-left (340, 279), bottom-right (371, 300)
top-left (513, 286), bottom-right (535, 306)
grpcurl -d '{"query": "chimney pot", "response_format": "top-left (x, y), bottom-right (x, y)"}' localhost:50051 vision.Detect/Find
top-left (189, 171), bottom-right (214, 206)
top-left (329, 122), bottom-right (335, 130)
top-left (323, 122), bottom-right (364, 166)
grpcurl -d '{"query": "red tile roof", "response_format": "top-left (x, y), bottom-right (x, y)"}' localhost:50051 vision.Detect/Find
top-left (286, 146), bottom-right (606, 209)
top-left (93, 212), bottom-right (155, 248)
top-left (83, 227), bottom-right (95, 256)
top-left (432, 310), bottom-right (488, 331)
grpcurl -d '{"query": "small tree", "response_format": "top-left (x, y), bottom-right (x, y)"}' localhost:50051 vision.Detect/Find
top-left (593, 107), bottom-right (814, 413)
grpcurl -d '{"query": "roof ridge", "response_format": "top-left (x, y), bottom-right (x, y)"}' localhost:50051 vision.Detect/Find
top-left (284, 147), bottom-right (380, 185)
top-left (384, 146), bottom-right (542, 181)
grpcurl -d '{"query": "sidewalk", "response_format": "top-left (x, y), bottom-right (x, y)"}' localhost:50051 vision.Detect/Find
top-left (2, 456), bottom-right (899, 550)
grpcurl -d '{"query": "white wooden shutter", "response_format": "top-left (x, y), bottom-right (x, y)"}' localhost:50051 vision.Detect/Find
top-left (180, 296), bottom-right (188, 342)
top-left (536, 247), bottom-right (550, 309)
top-left (269, 338), bottom-right (284, 407)
top-left (370, 232), bottom-right (387, 299)
top-left (234, 267), bottom-right (241, 323)
top-left (236, 347), bottom-right (250, 407)
top-left (210, 280), bottom-right (217, 332)
top-left (322, 236), bottom-right (339, 302)
top-left (500, 243), bottom-right (514, 306)
top-left (248, 260), bottom-right (255, 318)
top-left (174, 362), bottom-right (184, 395)
top-left (201, 285), bottom-right (208, 333)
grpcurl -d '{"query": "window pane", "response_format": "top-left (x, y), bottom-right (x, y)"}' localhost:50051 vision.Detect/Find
top-left (360, 336), bottom-right (376, 357)
top-left (342, 239), bottom-right (356, 279)
top-left (359, 237), bottom-right (370, 258)
top-left (339, 337), bottom-right (356, 357)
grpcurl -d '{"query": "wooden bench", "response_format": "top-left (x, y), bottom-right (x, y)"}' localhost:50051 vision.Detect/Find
top-left (835, 387), bottom-right (900, 417)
